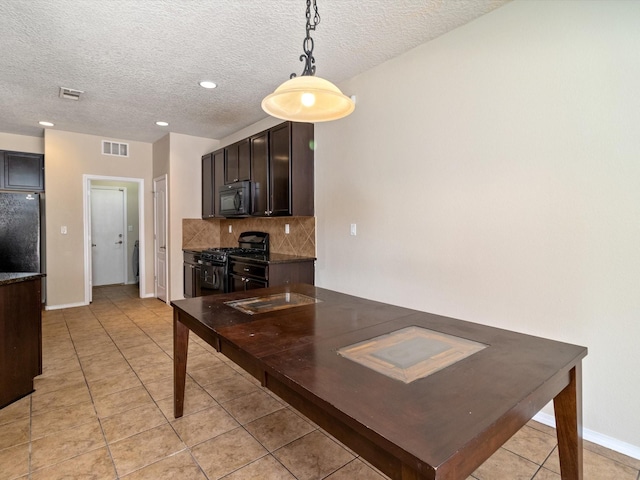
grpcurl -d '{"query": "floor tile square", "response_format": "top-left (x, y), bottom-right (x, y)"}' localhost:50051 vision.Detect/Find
top-left (31, 418), bottom-right (105, 471)
top-left (108, 424), bottom-right (186, 476)
top-left (190, 427), bottom-right (267, 479)
top-left (224, 454), bottom-right (297, 480)
top-left (244, 407), bottom-right (315, 452)
top-left (273, 430), bottom-right (355, 480)
top-left (120, 450), bottom-right (206, 480)
top-left (93, 385), bottom-right (154, 418)
top-left (221, 389), bottom-right (284, 425)
top-left (471, 447), bottom-right (539, 480)
top-left (0, 417), bottom-right (30, 450)
top-left (31, 401), bottom-right (97, 440)
top-left (101, 403), bottom-right (167, 444)
top-left (30, 446), bottom-right (116, 480)
top-left (171, 405), bottom-right (239, 447)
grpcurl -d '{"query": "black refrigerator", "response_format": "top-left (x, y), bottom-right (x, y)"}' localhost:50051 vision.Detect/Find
top-left (0, 192), bottom-right (42, 273)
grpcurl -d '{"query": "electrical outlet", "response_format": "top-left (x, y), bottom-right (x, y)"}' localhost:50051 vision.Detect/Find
top-left (350, 224), bottom-right (357, 236)
top-left (285, 224), bottom-right (290, 234)
top-left (228, 224), bottom-right (232, 233)
top-left (61, 226), bottom-right (67, 235)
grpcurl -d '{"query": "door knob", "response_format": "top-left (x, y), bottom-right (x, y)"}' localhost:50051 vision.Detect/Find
top-left (115, 241), bottom-right (123, 244)
top-left (92, 243), bottom-right (96, 247)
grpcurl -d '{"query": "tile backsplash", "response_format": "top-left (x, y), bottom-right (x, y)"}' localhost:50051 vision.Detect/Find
top-left (182, 217), bottom-right (316, 257)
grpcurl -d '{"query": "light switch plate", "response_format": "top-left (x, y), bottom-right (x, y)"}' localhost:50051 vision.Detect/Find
top-left (350, 224), bottom-right (357, 236)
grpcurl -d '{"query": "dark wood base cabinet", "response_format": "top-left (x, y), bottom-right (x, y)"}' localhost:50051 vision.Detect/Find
top-left (229, 258), bottom-right (314, 292)
top-left (0, 274), bottom-right (43, 408)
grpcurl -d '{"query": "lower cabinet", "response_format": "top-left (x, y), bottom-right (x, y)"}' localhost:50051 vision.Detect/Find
top-left (229, 258), bottom-right (314, 293)
top-left (183, 252), bottom-right (201, 298)
top-left (0, 275), bottom-right (43, 408)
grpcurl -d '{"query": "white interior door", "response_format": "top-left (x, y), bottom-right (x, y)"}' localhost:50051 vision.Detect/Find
top-left (91, 187), bottom-right (126, 286)
top-left (154, 176), bottom-right (168, 302)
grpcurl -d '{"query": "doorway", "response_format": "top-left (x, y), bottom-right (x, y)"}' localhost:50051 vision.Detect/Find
top-left (83, 175), bottom-right (146, 304)
top-left (91, 186), bottom-right (126, 286)
top-left (153, 175), bottom-right (168, 303)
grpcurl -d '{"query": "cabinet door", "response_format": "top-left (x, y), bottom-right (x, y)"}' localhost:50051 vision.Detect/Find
top-left (269, 123), bottom-right (291, 216)
top-left (201, 153), bottom-right (214, 218)
top-left (225, 139), bottom-right (251, 184)
top-left (250, 131), bottom-right (269, 215)
top-left (238, 139), bottom-right (251, 181)
top-left (213, 150), bottom-right (225, 217)
top-left (183, 263), bottom-right (202, 298)
top-left (225, 144), bottom-right (239, 184)
top-left (2, 152), bottom-right (44, 191)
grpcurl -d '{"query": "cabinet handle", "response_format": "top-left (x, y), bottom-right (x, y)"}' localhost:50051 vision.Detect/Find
top-left (243, 268), bottom-right (250, 272)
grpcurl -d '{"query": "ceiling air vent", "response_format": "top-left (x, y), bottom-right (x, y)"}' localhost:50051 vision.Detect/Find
top-left (59, 87), bottom-right (84, 100)
top-left (102, 140), bottom-right (129, 157)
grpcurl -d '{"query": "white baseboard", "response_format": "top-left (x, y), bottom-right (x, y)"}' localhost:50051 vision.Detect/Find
top-left (533, 412), bottom-right (640, 461)
top-left (45, 301), bottom-right (88, 311)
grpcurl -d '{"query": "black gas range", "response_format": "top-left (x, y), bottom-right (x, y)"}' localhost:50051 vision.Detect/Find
top-left (199, 231), bottom-right (269, 295)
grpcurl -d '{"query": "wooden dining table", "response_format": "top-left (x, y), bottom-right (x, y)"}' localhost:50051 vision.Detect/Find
top-left (172, 284), bottom-right (587, 480)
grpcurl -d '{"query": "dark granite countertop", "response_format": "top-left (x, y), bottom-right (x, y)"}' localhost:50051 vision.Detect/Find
top-left (0, 272), bottom-right (46, 286)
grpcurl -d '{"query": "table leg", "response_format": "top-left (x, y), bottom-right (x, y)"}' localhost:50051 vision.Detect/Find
top-left (553, 364), bottom-right (583, 480)
top-left (173, 310), bottom-right (189, 419)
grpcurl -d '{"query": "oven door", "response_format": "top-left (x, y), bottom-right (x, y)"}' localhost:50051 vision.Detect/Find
top-left (200, 263), bottom-right (226, 296)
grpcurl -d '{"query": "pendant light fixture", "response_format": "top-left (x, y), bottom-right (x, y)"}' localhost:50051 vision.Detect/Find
top-left (262, 0), bottom-right (355, 123)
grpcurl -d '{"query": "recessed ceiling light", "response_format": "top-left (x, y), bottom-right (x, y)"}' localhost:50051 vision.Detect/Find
top-left (39, 121), bottom-right (54, 127)
top-left (156, 121), bottom-right (169, 127)
top-left (199, 81), bottom-right (217, 89)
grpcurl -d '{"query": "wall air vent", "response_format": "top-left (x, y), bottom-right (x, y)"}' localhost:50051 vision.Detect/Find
top-left (59, 87), bottom-right (84, 100)
top-left (102, 140), bottom-right (129, 157)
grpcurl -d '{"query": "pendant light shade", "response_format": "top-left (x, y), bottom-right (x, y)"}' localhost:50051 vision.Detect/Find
top-left (261, 75), bottom-right (354, 122)
top-left (261, 0), bottom-right (355, 123)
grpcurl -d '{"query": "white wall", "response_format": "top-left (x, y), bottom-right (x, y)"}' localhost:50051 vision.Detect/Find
top-left (316, 0), bottom-right (640, 456)
top-left (0, 132), bottom-right (44, 154)
top-left (44, 130), bottom-right (154, 307)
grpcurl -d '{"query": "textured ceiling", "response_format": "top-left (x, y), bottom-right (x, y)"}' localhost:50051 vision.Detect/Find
top-left (0, 0), bottom-right (510, 143)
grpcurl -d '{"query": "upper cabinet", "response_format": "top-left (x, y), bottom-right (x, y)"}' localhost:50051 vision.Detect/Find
top-left (224, 139), bottom-right (250, 184)
top-left (0, 151), bottom-right (45, 192)
top-left (201, 121), bottom-right (314, 218)
top-left (202, 149), bottom-right (226, 219)
top-left (201, 153), bottom-right (214, 218)
top-left (251, 122), bottom-right (314, 217)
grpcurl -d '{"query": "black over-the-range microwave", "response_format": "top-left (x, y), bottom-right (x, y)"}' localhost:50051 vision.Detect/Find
top-left (219, 181), bottom-right (251, 217)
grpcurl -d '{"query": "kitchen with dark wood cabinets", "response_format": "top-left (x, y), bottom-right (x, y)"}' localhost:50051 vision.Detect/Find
top-left (193, 121), bottom-right (317, 298)
top-left (200, 121), bottom-right (314, 219)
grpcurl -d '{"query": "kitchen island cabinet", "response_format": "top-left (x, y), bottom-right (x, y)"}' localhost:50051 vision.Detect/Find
top-left (0, 272), bottom-right (44, 408)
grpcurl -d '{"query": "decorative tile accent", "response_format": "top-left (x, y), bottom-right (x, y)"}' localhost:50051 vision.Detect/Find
top-left (182, 217), bottom-right (316, 256)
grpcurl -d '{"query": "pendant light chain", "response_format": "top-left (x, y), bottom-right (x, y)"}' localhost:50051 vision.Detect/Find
top-left (291, 0), bottom-right (321, 79)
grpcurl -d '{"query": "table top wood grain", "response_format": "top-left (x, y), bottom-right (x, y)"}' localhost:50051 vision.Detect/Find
top-left (172, 284), bottom-right (587, 480)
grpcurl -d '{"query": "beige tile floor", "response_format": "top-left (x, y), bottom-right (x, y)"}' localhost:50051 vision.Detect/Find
top-left (1, 284), bottom-right (639, 480)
